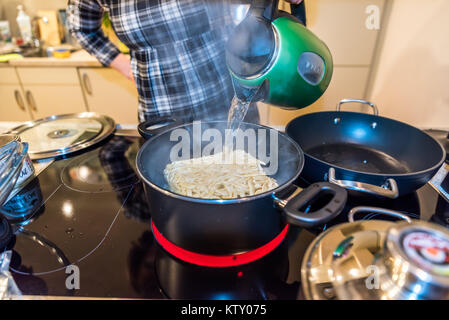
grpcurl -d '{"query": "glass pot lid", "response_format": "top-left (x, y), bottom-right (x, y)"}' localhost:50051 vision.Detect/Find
top-left (7, 113), bottom-right (115, 160)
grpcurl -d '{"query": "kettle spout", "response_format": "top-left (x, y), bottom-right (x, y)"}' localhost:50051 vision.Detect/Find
top-left (231, 78), bottom-right (269, 103)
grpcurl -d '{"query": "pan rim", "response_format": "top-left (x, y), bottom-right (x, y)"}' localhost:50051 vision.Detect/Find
top-left (136, 120), bottom-right (305, 204)
top-left (285, 111), bottom-right (447, 178)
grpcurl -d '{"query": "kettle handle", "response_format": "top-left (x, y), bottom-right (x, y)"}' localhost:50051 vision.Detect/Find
top-left (250, 1), bottom-right (306, 25)
top-left (251, 0), bottom-right (279, 20)
top-left (290, 2), bottom-right (307, 26)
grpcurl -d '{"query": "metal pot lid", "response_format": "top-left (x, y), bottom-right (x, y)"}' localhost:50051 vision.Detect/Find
top-left (301, 219), bottom-right (394, 300)
top-left (384, 221), bottom-right (449, 293)
top-left (7, 113), bottom-right (115, 160)
top-left (302, 207), bottom-right (449, 300)
top-left (0, 134), bottom-right (20, 148)
top-left (0, 141), bottom-right (28, 206)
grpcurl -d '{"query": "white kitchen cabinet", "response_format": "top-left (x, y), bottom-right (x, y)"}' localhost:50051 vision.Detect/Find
top-left (16, 67), bottom-right (81, 85)
top-left (21, 85), bottom-right (87, 120)
top-left (0, 67), bottom-right (21, 84)
top-left (0, 67), bottom-right (33, 121)
top-left (0, 84), bottom-right (32, 122)
top-left (16, 67), bottom-right (88, 119)
top-left (78, 67), bottom-right (139, 124)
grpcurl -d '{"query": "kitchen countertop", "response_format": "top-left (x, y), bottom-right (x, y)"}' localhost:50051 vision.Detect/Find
top-left (0, 121), bottom-right (446, 137)
top-left (7, 49), bottom-right (102, 67)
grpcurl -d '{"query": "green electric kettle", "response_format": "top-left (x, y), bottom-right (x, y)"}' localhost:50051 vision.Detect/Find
top-left (226, 0), bottom-right (333, 109)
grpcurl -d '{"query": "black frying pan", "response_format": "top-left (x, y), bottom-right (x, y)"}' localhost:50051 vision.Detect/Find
top-left (286, 99), bottom-right (446, 199)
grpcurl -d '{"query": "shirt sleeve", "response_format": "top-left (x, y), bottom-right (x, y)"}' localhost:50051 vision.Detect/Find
top-left (67, 0), bottom-right (121, 66)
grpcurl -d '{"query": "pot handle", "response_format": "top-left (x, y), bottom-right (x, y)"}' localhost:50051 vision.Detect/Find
top-left (137, 117), bottom-right (183, 140)
top-left (328, 168), bottom-right (399, 199)
top-left (279, 182), bottom-right (347, 228)
top-left (336, 99), bottom-right (378, 116)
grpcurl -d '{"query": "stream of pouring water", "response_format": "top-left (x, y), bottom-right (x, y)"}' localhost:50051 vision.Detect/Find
top-left (225, 82), bottom-right (262, 151)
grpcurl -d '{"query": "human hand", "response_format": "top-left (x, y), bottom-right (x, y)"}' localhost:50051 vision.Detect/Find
top-left (285, 0), bottom-right (303, 4)
top-left (110, 53), bottom-right (135, 85)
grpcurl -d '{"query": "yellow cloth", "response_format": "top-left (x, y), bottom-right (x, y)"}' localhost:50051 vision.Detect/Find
top-left (0, 53), bottom-right (23, 62)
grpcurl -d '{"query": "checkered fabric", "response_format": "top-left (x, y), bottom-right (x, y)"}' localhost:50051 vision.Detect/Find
top-left (68, 0), bottom-right (259, 124)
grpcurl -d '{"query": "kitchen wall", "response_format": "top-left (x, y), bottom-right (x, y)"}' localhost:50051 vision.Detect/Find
top-left (0, 0), bottom-right (67, 37)
top-left (367, 0), bottom-right (449, 130)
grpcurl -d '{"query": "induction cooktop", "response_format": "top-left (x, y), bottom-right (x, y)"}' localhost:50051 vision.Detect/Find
top-left (0, 131), bottom-right (446, 299)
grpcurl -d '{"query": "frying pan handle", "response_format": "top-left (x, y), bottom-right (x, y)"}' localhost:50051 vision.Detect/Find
top-left (278, 182), bottom-right (347, 228)
top-left (348, 206), bottom-right (413, 223)
top-left (328, 168), bottom-right (399, 199)
top-left (138, 117), bottom-right (182, 140)
top-left (337, 99), bottom-right (379, 116)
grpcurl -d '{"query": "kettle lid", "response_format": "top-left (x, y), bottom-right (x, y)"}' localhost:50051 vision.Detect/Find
top-left (226, 13), bottom-right (276, 78)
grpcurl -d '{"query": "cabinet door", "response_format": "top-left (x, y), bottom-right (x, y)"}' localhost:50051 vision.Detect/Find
top-left (0, 67), bottom-right (20, 85)
top-left (16, 67), bottom-right (81, 85)
top-left (79, 68), bottom-right (139, 124)
top-left (0, 85), bottom-right (32, 121)
top-left (22, 85), bottom-right (87, 119)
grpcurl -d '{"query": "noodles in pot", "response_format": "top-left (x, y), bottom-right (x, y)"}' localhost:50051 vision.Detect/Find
top-left (164, 149), bottom-right (278, 199)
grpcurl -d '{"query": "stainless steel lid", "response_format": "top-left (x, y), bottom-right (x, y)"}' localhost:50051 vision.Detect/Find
top-left (301, 218), bottom-right (394, 300)
top-left (382, 221), bottom-right (449, 299)
top-left (0, 134), bottom-right (20, 148)
top-left (7, 113), bottom-right (115, 160)
top-left (0, 141), bottom-right (28, 206)
top-left (302, 207), bottom-right (449, 300)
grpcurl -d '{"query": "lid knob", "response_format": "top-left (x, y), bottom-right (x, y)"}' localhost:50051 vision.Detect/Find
top-left (383, 221), bottom-right (449, 299)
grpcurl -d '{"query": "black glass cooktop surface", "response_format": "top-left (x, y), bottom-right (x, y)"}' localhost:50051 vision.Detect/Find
top-left (0, 132), bottom-right (447, 299)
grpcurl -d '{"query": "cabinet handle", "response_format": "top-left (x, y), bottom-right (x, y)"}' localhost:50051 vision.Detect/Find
top-left (26, 91), bottom-right (37, 112)
top-left (82, 73), bottom-right (92, 95)
top-left (14, 90), bottom-right (26, 111)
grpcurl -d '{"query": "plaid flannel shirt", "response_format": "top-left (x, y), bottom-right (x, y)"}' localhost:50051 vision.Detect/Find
top-left (67, 0), bottom-right (259, 123)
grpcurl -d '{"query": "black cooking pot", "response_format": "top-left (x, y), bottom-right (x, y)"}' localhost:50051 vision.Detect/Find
top-left (286, 99), bottom-right (446, 199)
top-left (136, 119), bottom-right (347, 255)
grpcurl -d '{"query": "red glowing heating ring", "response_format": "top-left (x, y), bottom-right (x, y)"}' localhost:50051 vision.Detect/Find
top-left (152, 222), bottom-right (289, 268)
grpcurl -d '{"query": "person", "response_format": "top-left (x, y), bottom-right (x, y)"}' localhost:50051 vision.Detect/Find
top-left (67, 0), bottom-right (302, 124)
